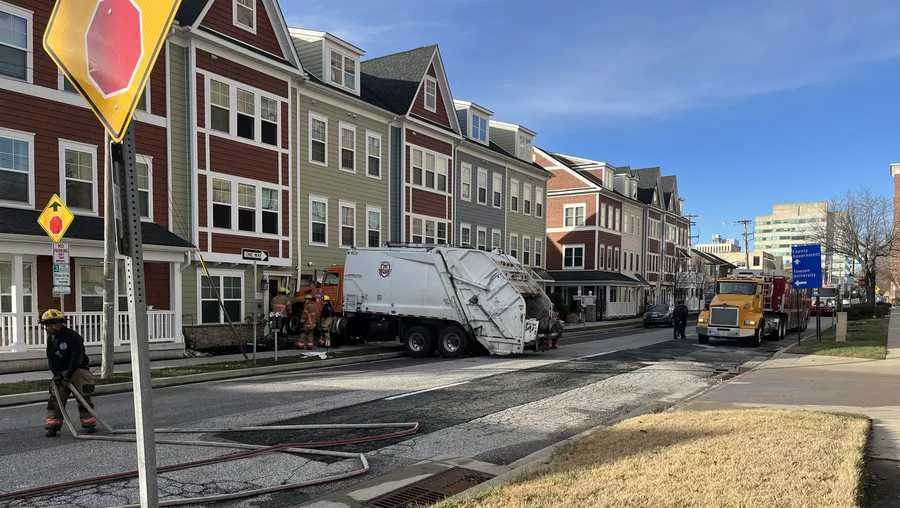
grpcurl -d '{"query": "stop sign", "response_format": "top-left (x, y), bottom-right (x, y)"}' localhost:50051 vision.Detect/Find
top-left (86, 0), bottom-right (144, 97)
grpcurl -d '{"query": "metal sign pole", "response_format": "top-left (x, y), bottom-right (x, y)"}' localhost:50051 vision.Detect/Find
top-left (252, 259), bottom-right (257, 365)
top-left (816, 293), bottom-right (821, 342)
top-left (112, 125), bottom-right (159, 507)
top-left (101, 137), bottom-right (116, 379)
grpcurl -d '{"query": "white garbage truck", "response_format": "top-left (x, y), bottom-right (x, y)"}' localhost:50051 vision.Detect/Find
top-left (303, 246), bottom-right (563, 357)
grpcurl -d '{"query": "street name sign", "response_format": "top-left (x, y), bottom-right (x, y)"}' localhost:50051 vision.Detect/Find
top-left (43, 0), bottom-right (182, 142)
top-left (38, 194), bottom-right (75, 243)
top-left (791, 244), bottom-right (822, 289)
top-left (242, 249), bottom-right (270, 263)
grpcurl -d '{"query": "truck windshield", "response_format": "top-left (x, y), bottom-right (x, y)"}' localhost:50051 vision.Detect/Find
top-left (717, 282), bottom-right (757, 296)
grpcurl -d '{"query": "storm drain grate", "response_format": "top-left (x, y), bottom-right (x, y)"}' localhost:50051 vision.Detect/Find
top-left (366, 467), bottom-right (495, 508)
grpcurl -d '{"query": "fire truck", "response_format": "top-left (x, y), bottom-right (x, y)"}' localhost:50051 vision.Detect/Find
top-left (696, 270), bottom-right (810, 346)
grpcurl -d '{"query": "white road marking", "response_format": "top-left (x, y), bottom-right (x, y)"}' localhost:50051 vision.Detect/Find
top-left (577, 350), bottom-right (618, 360)
top-left (384, 381), bottom-right (471, 401)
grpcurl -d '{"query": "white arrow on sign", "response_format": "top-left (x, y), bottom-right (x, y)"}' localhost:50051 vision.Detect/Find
top-left (242, 249), bottom-right (269, 262)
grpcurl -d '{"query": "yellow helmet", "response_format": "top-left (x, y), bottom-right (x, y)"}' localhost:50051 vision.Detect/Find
top-left (40, 309), bottom-right (66, 324)
top-left (323, 295), bottom-right (332, 301)
top-left (279, 287), bottom-right (290, 294)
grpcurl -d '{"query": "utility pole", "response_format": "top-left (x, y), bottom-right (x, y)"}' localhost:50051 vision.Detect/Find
top-left (736, 219), bottom-right (753, 269)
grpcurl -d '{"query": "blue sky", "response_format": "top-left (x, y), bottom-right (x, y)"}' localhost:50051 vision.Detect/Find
top-left (283, 0), bottom-right (900, 243)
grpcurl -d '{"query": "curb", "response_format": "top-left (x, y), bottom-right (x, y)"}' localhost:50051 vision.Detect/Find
top-left (0, 351), bottom-right (406, 408)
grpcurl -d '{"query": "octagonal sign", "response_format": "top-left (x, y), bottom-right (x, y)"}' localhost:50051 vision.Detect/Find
top-left (44, 0), bottom-right (182, 142)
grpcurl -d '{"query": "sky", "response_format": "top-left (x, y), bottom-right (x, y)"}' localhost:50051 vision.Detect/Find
top-left (282, 0), bottom-right (900, 245)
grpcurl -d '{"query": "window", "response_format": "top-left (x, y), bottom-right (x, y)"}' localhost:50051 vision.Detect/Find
top-left (135, 155), bottom-right (152, 220)
top-left (233, 0), bottom-right (255, 31)
top-left (636, 254), bottom-right (641, 271)
top-left (366, 133), bottom-right (381, 178)
top-left (424, 76), bottom-right (437, 112)
top-left (535, 187), bottom-right (544, 217)
top-left (600, 203), bottom-right (607, 228)
top-left (411, 148), bottom-right (448, 192)
top-left (0, 5), bottom-right (30, 81)
top-left (471, 113), bottom-right (487, 143)
top-left (460, 163), bottom-right (471, 201)
top-left (614, 208), bottom-right (621, 232)
top-left (309, 113), bottom-right (327, 165)
top-left (614, 248), bottom-right (620, 270)
top-left (310, 197), bottom-right (327, 245)
top-left (492, 229), bottom-right (501, 251)
top-left (564, 204), bottom-right (585, 227)
top-left (0, 261), bottom-right (34, 313)
top-left (78, 264), bottom-right (104, 312)
top-left (425, 153), bottom-right (435, 188)
top-left (412, 149), bottom-right (423, 186)
top-left (608, 248), bottom-right (614, 270)
top-left (412, 217), bottom-right (423, 243)
top-left (236, 88), bottom-right (255, 139)
top-left (437, 157), bottom-right (448, 192)
top-left (329, 51), bottom-right (358, 91)
top-left (437, 221), bottom-right (448, 245)
top-left (344, 55), bottom-right (356, 89)
top-left (237, 183), bottom-right (256, 232)
top-left (0, 129), bottom-right (32, 205)
top-left (598, 245), bottom-right (606, 270)
top-left (564, 245), bottom-right (584, 269)
top-left (367, 207), bottom-right (381, 247)
top-left (340, 123), bottom-right (355, 171)
top-left (523, 183), bottom-right (532, 215)
top-left (535, 239), bottom-right (543, 267)
top-left (210, 80), bottom-right (230, 133)
top-left (522, 237), bottom-right (531, 266)
top-left (201, 272), bottom-right (242, 324)
top-left (340, 202), bottom-right (356, 247)
top-left (476, 168), bottom-right (488, 205)
top-left (510, 178), bottom-right (519, 212)
top-left (425, 220), bottom-right (436, 244)
top-left (492, 173), bottom-right (503, 208)
top-left (517, 133), bottom-right (533, 161)
top-left (460, 223), bottom-right (471, 247)
top-left (260, 97), bottom-right (278, 146)
top-left (60, 141), bottom-right (96, 213)
top-left (212, 179), bottom-right (232, 229)
top-left (509, 234), bottom-right (519, 259)
top-left (477, 227), bottom-right (487, 251)
top-left (261, 188), bottom-right (279, 235)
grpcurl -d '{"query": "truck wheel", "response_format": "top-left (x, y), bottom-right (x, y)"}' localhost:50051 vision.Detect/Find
top-left (404, 326), bottom-right (434, 358)
top-left (751, 327), bottom-right (763, 347)
top-left (437, 325), bottom-right (469, 358)
top-left (698, 333), bottom-right (709, 344)
top-left (779, 321), bottom-right (786, 340)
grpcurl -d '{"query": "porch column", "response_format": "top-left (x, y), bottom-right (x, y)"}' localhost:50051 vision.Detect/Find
top-left (171, 262), bottom-right (183, 343)
top-left (9, 255), bottom-right (26, 353)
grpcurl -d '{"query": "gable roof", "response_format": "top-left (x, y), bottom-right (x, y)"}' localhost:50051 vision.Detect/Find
top-left (660, 175), bottom-right (676, 209)
top-left (176, 0), bottom-right (208, 26)
top-left (361, 45), bottom-right (437, 115)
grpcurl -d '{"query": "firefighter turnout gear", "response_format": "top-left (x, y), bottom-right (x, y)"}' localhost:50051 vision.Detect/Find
top-left (43, 321), bottom-right (95, 436)
top-left (297, 297), bottom-right (319, 350)
top-left (319, 299), bottom-right (335, 348)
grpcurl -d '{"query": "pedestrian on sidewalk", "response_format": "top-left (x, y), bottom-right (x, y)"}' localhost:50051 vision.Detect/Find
top-left (40, 309), bottom-right (97, 437)
top-left (673, 300), bottom-right (689, 341)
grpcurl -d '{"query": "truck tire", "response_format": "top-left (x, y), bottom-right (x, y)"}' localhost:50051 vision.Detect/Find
top-left (437, 325), bottom-right (469, 358)
top-left (778, 321), bottom-right (786, 340)
top-left (404, 325), bottom-right (434, 358)
top-left (750, 327), bottom-right (763, 347)
top-left (698, 333), bottom-right (709, 344)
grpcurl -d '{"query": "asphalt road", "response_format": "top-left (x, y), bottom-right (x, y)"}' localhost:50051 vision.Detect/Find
top-left (0, 320), bottom-right (792, 507)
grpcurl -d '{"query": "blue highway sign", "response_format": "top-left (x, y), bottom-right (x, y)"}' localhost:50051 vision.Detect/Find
top-left (792, 244), bottom-right (822, 289)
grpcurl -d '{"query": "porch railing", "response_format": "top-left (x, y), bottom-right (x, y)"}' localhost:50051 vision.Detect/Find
top-left (0, 311), bottom-right (179, 351)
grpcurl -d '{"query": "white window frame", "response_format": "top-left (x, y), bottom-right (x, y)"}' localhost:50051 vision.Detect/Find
top-left (564, 203), bottom-right (586, 227)
top-left (563, 244), bottom-right (585, 270)
top-left (476, 226), bottom-right (487, 251)
top-left (235, 87), bottom-right (256, 141)
top-left (522, 235), bottom-right (531, 266)
top-left (460, 163), bottom-right (472, 201)
top-left (492, 172), bottom-right (503, 209)
top-left (471, 112), bottom-right (487, 143)
top-left (535, 187), bottom-right (544, 218)
top-left (260, 187), bottom-right (280, 236)
top-left (614, 208), bottom-right (621, 232)
top-left (233, 0), bottom-right (256, 33)
top-left (327, 47), bottom-right (359, 93)
top-left (366, 206), bottom-right (382, 248)
top-left (135, 154), bottom-right (153, 221)
top-left (308, 112), bottom-right (328, 166)
top-left (598, 244), bottom-right (606, 270)
top-left (74, 260), bottom-right (104, 312)
top-left (0, 2), bottom-right (32, 83)
top-left (410, 215), bottom-right (448, 245)
top-left (491, 228), bottom-right (502, 251)
top-left (0, 126), bottom-right (34, 208)
top-left (614, 247), bottom-right (621, 270)
top-left (339, 201), bottom-right (356, 248)
top-left (523, 182), bottom-right (532, 215)
top-left (476, 167), bottom-right (488, 205)
top-left (209, 79), bottom-right (231, 134)
top-left (509, 178), bottom-right (520, 212)
top-left (0, 258), bottom-right (36, 313)
top-left (198, 268), bottom-right (244, 325)
top-left (236, 182), bottom-right (257, 233)
top-left (409, 146), bottom-right (450, 195)
top-left (309, 195), bottom-right (328, 246)
top-left (424, 76), bottom-right (437, 112)
top-left (58, 139), bottom-right (98, 215)
top-left (535, 239), bottom-right (543, 267)
top-left (460, 223), bottom-right (472, 247)
top-left (365, 131), bottom-right (382, 179)
top-left (600, 203), bottom-right (607, 229)
top-left (210, 177), bottom-right (233, 230)
top-left (339, 122), bottom-right (356, 173)
top-left (517, 132), bottom-right (533, 161)
top-left (509, 233), bottom-right (519, 259)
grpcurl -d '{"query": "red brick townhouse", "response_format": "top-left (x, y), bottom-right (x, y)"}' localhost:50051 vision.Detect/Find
top-left (0, 0), bottom-right (191, 367)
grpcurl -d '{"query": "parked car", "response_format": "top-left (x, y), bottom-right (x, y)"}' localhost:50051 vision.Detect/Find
top-left (643, 304), bottom-right (673, 327)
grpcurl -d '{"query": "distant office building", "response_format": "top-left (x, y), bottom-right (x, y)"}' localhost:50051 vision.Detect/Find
top-left (695, 235), bottom-right (741, 255)
top-left (720, 251), bottom-right (783, 274)
top-left (754, 202), bottom-right (847, 285)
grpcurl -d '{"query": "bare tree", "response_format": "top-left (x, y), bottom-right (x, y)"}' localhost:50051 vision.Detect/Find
top-left (815, 190), bottom-right (894, 303)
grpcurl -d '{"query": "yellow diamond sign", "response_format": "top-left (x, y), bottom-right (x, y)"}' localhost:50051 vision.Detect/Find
top-left (38, 194), bottom-right (75, 244)
top-left (43, 0), bottom-right (182, 142)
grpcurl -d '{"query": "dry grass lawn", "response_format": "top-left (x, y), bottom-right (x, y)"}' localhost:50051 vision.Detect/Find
top-left (438, 410), bottom-right (869, 508)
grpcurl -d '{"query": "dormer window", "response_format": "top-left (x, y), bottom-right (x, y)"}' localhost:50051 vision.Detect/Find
top-left (517, 133), bottom-right (533, 161)
top-left (471, 113), bottom-right (488, 143)
top-left (424, 77), bottom-right (437, 112)
top-left (329, 50), bottom-right (358, 92)
top-left (233, 0), bottom-right (255, 33)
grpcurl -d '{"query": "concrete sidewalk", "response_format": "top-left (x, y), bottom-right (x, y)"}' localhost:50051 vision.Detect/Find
top-left (681, 309), bottom-right (900, 504)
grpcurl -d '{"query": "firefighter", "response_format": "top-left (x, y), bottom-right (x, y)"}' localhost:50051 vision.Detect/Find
top-left (41, 309), bottom-right (96, 437)
top-left (270, 287), bottom-right (292, 336)
top-left (297, 295), bottom-right (319, 350)
top-left (319, 295), bottom-right (335, 348)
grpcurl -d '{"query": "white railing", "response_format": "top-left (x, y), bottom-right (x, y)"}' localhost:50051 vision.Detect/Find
top-left (0, 311), bottom-right (179, 351)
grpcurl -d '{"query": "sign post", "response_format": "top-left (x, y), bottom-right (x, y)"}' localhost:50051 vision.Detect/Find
top-left (792, 244), bottom-right (823, 346)
top-left (242, 249), bottom-right (269, 365)
top-left (44, 1), bottom-right (183, 505)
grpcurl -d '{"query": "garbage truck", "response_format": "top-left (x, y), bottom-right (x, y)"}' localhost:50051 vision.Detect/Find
top-left (290, 246), bottom-right (563, 357)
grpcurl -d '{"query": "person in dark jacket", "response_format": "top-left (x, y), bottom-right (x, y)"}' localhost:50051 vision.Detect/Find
top-left (672, 300), bottom-right (689, 341)
top-left (318, 295), bottom-right (335, 347)
top-left (41, 309), bottom-right (96, 437)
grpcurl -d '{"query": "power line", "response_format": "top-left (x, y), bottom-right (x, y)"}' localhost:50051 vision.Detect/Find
top-left (735, 219), bottom-right (753, 268)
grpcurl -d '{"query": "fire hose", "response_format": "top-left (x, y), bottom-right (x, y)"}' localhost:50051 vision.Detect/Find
top-left (0, 382), bottom-right (419, 507)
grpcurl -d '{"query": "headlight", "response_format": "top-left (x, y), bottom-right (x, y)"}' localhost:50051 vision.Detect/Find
top-left (744, 320), bottom-right (756, 326)
top-left (698, 317), bottom-right (707, 324)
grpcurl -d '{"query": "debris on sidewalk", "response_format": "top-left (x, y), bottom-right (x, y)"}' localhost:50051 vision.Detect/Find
top-left (439, 410), bottom-right (868, 508)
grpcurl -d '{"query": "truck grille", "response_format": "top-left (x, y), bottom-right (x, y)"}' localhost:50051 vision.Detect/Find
top-left (710, 307), bottom-right (739, 327)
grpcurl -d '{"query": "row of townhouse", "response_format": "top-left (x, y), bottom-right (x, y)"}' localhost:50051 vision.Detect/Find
top-left (0, 0), bottom-right (548, 361)
top-left (534, 150), bottom-right (693, 320)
